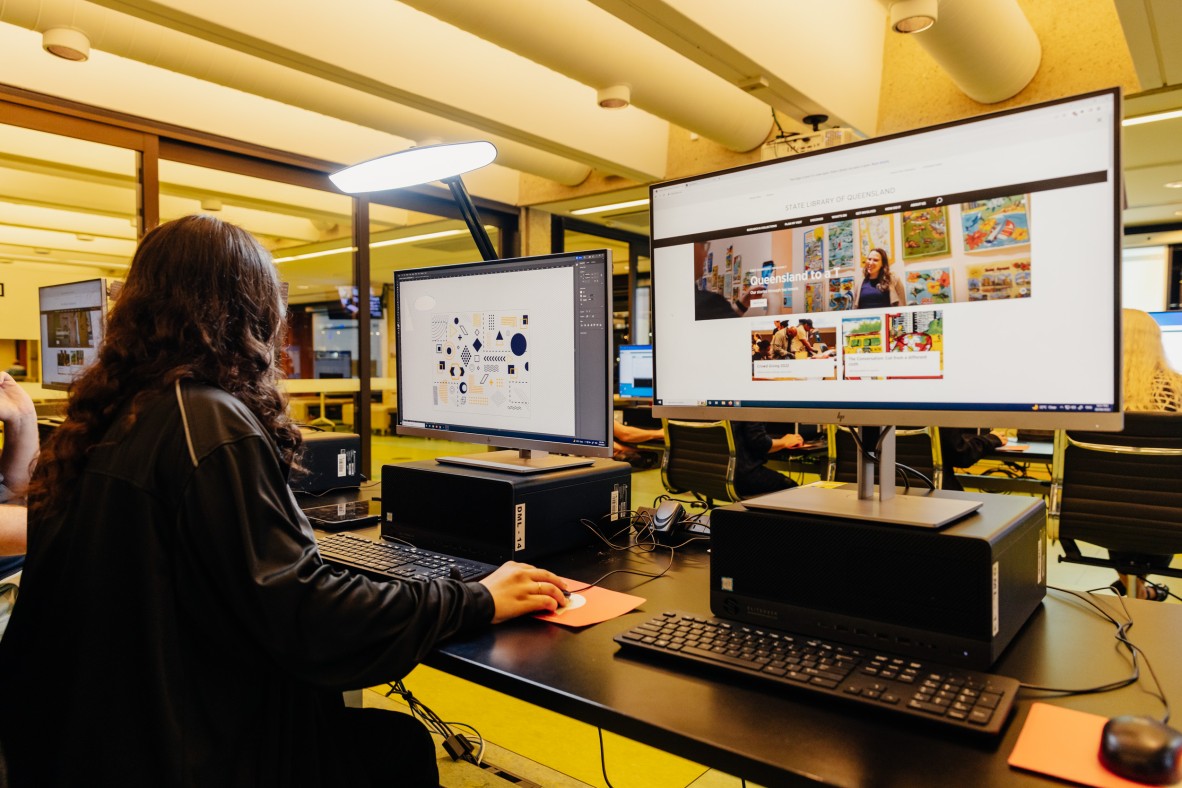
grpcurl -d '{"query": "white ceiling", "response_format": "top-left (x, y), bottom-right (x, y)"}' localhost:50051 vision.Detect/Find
top-left (0, 0), bottom-right (1179, 278)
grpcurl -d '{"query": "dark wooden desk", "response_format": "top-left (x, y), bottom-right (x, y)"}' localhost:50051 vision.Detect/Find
top-left (425, 541), bottom-right (1181, 787)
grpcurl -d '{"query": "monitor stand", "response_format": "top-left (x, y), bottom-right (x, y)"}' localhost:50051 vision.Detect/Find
top-left (435, 449), bottom-right (595, 475)
top-left (741, 426), bottom-right (983, 529)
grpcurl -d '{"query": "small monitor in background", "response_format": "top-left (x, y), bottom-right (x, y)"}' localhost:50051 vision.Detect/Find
top-left (618, 344), bottom-right (654, 399)
top-left (1150, 311), bottom-right (1182, 372)
top-left (38, 278), bottom-right (110, 391)
top-left (326, 286), bottom-right (383, 320)
top-left (313, 351), bottom-right (351, 379)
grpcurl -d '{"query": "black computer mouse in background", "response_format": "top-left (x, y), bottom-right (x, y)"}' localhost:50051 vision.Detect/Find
top-left (1098, 715), bottom-right (1182, 785)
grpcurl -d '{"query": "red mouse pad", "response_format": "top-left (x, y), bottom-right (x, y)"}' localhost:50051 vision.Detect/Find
top-left (1008, 703), bottom-right (1181, 787)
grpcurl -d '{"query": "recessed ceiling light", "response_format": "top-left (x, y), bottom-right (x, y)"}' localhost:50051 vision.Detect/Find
top-left (571, 198), bottom-right (650, 215)
top-left (1164, 181), bottom-right (1182, 189)
top-left (1123, 109), bottom-right (1182, 127)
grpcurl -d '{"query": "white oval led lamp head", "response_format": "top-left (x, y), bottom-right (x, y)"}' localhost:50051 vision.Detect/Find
top-left (330, 141), bottom-right (497, 194)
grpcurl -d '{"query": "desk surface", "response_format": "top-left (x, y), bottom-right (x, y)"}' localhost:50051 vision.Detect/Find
top-left (423, 540), bottom-right (1180, 787)
top-left (987, 440), bottom-right (1054, 462)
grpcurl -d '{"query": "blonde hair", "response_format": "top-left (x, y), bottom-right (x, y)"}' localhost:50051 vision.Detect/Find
top-left (1122, 308), bottom-right (1182, 412)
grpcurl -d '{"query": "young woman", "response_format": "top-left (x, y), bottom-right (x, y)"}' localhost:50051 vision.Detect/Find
top-left (853, 247), bottom-right (905, 309)
top-left (1123, 308), bottom-right (1182, 412)
top-left (0, 215), bottom-right (568, 787)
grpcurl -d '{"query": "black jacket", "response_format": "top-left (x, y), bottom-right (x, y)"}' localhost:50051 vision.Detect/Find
top-left (0, 382), bottom-right (493, 787)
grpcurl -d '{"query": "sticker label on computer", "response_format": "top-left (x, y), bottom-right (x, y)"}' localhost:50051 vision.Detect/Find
top-left (992, 561), bottom-right (1000, 636)
top-left (514, 503), bottom-right (526, 552)
top-left (337, 450), bottom-right (347, 477)
top-left (721, 577), bottom-right (734, 592)
top-left (1037, 530), bottom-right (1045, 584)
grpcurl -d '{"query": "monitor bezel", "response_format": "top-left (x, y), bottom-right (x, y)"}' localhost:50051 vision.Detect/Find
top-left (393, 249), bottom-right (615, 458)
top-left (649, 88), bottom-right (1124, 431)
top-left (38, 277), bottom-right (109, 393)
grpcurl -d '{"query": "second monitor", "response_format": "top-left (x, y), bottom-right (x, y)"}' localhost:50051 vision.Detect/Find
top-left (394, 249), bottom-right (614, 473)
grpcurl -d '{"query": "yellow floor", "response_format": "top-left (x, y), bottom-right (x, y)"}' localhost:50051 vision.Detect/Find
top-left (362, 434), bottom-right (1174, 787)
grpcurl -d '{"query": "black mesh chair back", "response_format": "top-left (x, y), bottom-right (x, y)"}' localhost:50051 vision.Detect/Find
top-left (660, 419), bottom-right (739, 508)
top-left (827, 425), bottom-right (942, 489)
top-left (1051, 412), bottom-right (1182, 580)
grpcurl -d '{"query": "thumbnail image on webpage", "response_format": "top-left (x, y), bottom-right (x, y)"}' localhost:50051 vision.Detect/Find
top-left (692, 194), bottom-right (1032, 323)
top-left (715, 195), bottom-right (1032, 384)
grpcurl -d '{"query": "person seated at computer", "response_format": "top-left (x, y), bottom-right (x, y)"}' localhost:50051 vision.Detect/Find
top-left (731, 421), bottom-right (803, 498)
top-left (853, 248), bottom-right (905, 309)
top-left (0, 216), bottom-right (569, 787)
top-left (0, 371), bottom-right (37, 581)
top-left (939, 427), bottom-right (1008, 491)
top-left (613, 421), bottom-right (665, 468)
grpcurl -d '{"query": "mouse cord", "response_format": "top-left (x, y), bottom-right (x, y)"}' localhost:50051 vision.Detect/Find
top-left (1018, 587), bottom-right (1170, 723)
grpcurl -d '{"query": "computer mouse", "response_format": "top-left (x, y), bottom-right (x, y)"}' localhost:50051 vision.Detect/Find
top-left (652, 500), bottom-right (685, 533)
top-left (1098, 715), bottom-right (1182, 785)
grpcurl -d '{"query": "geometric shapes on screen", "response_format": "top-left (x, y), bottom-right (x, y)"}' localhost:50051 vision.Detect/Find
top-left (433, 311), bottom-right (529, 418)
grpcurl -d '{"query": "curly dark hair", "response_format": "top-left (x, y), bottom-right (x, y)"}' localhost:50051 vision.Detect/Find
top-left (29, 214), bottom-right (302, 518)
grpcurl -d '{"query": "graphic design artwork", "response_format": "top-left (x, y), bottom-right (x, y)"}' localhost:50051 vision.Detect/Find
top-left (432, 311), bottom-right (530, 416)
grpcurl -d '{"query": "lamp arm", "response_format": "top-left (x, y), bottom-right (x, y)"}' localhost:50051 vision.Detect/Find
top-left (443, 175), bottom-right (498, 261)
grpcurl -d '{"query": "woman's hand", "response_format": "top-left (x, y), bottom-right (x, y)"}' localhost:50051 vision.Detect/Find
top-left (478, 562), bottom-right (569, 624)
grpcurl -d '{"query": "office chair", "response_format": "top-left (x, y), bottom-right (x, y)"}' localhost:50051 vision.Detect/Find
top-left (660, 419), bottom-right (740, 508)
top-left (827, 424), bottom-right (942, 490)
top-left (1050, 412), bottom-right (1182, 598)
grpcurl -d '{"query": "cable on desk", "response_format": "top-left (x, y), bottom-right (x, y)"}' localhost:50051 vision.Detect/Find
top-left (1017, 586), bottom-right (1171, 724)
top-left (569, 510), bottom-right (707, 594)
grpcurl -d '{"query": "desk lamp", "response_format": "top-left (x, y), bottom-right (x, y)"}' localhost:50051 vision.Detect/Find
top-left (330, 140), bottom-right (499, 261)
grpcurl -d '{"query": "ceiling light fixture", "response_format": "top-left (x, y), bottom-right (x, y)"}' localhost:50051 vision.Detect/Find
top-left (330, 141), bottom-right (496, 194)
top-left (571, 198), bottom-right (650, 216)
top-left (597, 84), bottom-right (631, 109)
top-left (200, 198), bottom-right (223, 212)
top-left (42, 27), bottom-right (91, 61)
top-left (1165, 181), bottom-right (1182, 189)
top-left (888, 0), bottom-right (937, 33)
top-left (1123, 109), bottom-right (1182, 127)
top-left (273, 228), bottom-right (479, 263)
top-left (331, 141), bottom-right (498, 261)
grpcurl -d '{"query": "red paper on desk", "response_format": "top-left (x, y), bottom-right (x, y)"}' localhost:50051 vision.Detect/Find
top-left (1008, 703), bottom-right (1177, 787)
top-left (533, 577), bottom-right (645, 627)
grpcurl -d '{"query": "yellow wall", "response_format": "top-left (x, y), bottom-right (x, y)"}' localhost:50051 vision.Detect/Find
top-left (0, 264), bottom-right (111, 339)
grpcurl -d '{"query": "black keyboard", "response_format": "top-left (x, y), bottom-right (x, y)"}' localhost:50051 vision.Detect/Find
top-left (317, 532), bottom-right (497, 582)
top-left (615, 612), bottom-right (1020, 736)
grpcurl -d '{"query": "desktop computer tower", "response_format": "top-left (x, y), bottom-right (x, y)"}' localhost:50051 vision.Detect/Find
top-left (381, 458), bottom-right (632, 563)
top-left (710, 489), bottom-right (1046, 670)
top-left (291, 429), bottom-right (362, 493)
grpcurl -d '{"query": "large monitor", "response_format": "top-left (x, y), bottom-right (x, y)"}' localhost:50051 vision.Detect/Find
top-left (394, 249), bottom-right (613, 473)
top-left (618, 344), bottom-right (654, 399)
top-left (38, 278), bottom-right (109, 391)
top-left (650, 89), bottom-right (1123, 524)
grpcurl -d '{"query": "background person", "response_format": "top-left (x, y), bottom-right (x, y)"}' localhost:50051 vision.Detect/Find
top-left (731, 421), bottom-right (803, 498)
top-left (853, 247), bottom-right (905, 309)
top-left (0, 372), bottom-right (36, 578)
top-left (1123, 308), bottom-right (1182, 412)
top-left (0, 215), bottom-right (569, 787)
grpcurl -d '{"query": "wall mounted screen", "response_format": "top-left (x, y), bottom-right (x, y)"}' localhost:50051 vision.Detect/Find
top-left (39, 278), bottom-right (107, 392)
